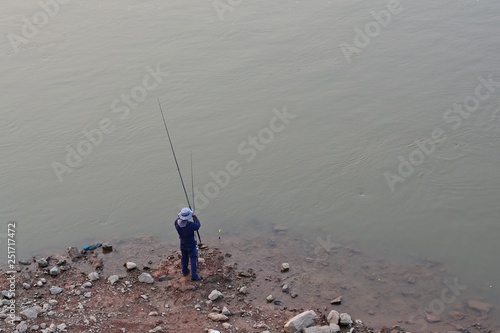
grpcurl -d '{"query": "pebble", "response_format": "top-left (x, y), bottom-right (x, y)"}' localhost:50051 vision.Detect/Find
top-left (208, 312), bottom-right (229, 321)
top-left (125, 262), bottom-right (137, 270)
top-left (82, 282), bottom-right (92, 288)
top-left (50, 286), bottom-right (63, 295)
top-left (330, 296), bottom-right (342, 305)
top-left (37, 258), bottom-right (48, 268)
top-left (282, 284), bottom-right (289, 292)
top-left (16, 322), bottom-right (28, 333)
top-left (20, 305), bottom-right (42, 320)
top-left (425, 313), bottom-right (441, 323)
top-left (148, 311), bottom-right (158, 316)
top-left (280, 263), bottom-right (290, 272)
top-left (22, 283), bottom-right (31, 289)
top-left (108, 275), bottom-right (120, 285)
top-left (48, 300), bottom-right (58, 306)
top-left (49, 266), bottom-right (60, 276)
top-left (57, 323), bottom-right (67, 331)
top-left (138, 273), bottom-right (154, 284)
top-left (221, 306), bottom-right (231, 316)
top-left (266, 294), bottom-right (274, 302)
top-left (238, 286), bottom-right (248, 294)
top-left (208, 290), bottom-right (223, 301)
top-left (88, 272), bottom-right (99, 281)
top-left (84, 292), bottom-right (92, 298)
top-left (339, 313), bottom-right (352, 326)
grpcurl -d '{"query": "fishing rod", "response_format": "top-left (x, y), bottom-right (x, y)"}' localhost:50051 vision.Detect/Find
top-left (157, 98), bottom-right (203, 245)
top-left (191, 151), bottom-right (195, 212)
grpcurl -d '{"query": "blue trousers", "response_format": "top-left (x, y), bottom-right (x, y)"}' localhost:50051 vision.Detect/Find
top-left (181, 246), bottom-right (199, 279)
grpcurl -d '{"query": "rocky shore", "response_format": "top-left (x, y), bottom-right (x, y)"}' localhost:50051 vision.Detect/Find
top-left (0, 227), bottom-right (498, 333)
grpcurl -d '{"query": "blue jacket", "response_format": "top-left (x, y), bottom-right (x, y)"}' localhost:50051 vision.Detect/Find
top-left (174, 215), bottom-right (200, 249)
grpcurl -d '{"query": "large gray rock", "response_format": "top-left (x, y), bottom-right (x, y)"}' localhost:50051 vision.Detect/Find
top-left (138, 273), bottom-right (154, 284)
top-left (125, 262), bottom-right (137, 270)
top-left (16, 322), bottom-right (28, 333)
top-left (36, 258), bottom-right (48, 268)
top-left (20, 305), bottom-right (42, 320)
top-left (88, 272), bottom-right (99, 281)
top-left (329, 324), bottom-right (340, 333)
top-left (327, 310), bottom-right (340, 325)
top-left (339, 313), bottom-right (352, 326)
top-left (49, 266), bottom-right (60, 277)
top-left (284, 310), bottom-right (318, 333)
top-left (208, 290), bottom-right (223, 301)
top-left (304, 326), bottom-right (338, 333)
top-left (49, 286), bottom-right (63, 295)
top-left (108, 275), bottom-right (119, 285)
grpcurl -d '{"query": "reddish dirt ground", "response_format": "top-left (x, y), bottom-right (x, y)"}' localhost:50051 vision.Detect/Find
top-left (0, 226), bottom-right (498, 333)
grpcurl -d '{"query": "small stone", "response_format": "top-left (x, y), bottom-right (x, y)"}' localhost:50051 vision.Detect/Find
top-left (221, 306), bottom-right (231, 316)
top-left (208, 312), bottom-right (229, 321)
top-left (37, 258), bottom-right (48, 268)
top-left (291, 292), bottom-right (298, 298)
top-left (284, 310), bottom-right (318, 333)
top-left (40, 278), bottom-right (47, 283)
top-left (448, 310), bottom-right (465, 320)
top-left (273, 225), bottom-right (289, 232)
top-left (425, 313), bottom-right (441, 323)
top-left (138, 273), bottom-right (154, 284)
top-left (22, 283), bottom-right (31, 289)
top-left (468, 300), bottom-right (493, 313)
top-left (329, 324), bottom-right (341, 333)
top-left (339, 313), bottom-right (352, 326)
top-left (57, 323), bottom-right (67, 331)
top-left (19, 259), bottom-right (32, 265)
top-left (88, 272), bottom-right (99, 281)
top-left (125, 262), bottom-right (137, 270)
top-left (327, 310), bottom-right (340, 325)
top-left (148, 311), bottom-right (158, 316)
top-left (48, 299), bottom-right (58, 306)
top-left (50, 266), bottom-right (60, 276)
top-left (84, 292), bottom-right (92, 298)
top-left (82, 282), bottom-right (92, 288)
top-left (20, 305), bottom-right (42, 320)
top-left (281, 263), bottom-right (290, 272)
top-left (266, 295), bottom-right (274, 302)
top-left (102, 243), bottom-right (113, 253)
top-left (36, 281), bottom-right (43, 287)
top-left (67, 247), bottom-right (82, 259)
top-left (16, 322), bottom-right (28, 333)
top-left (47, 310), bottom-right (55, 316)
top-left (282, 284), bottom-right (289, 292)
top-left (238, 286), bottom-right (248, 294)
top-left (222, 323), bottom-right (232, 329)
top-left (330, 296), bottom-right (342, 304)
top-left (108, 275), bottom-right (120, 285)
top-left (50, 286), bottom-right (63, 295)
top-left (208, 289), bottom-right (223, 301)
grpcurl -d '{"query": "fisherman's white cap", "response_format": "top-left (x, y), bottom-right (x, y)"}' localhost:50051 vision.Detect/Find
top-left (178, 207), bottom-right (193, 221)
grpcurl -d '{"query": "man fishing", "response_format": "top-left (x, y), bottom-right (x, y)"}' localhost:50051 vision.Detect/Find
top-left (174, 207), bottom-right (203, 281)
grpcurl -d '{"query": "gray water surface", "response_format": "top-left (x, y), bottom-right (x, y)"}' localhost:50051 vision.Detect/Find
top-left (1, 0), bottom-right (499, 308)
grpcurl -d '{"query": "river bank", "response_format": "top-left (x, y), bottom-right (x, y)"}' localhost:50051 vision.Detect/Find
top-left (0, 225), bottom-right (497, 333)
